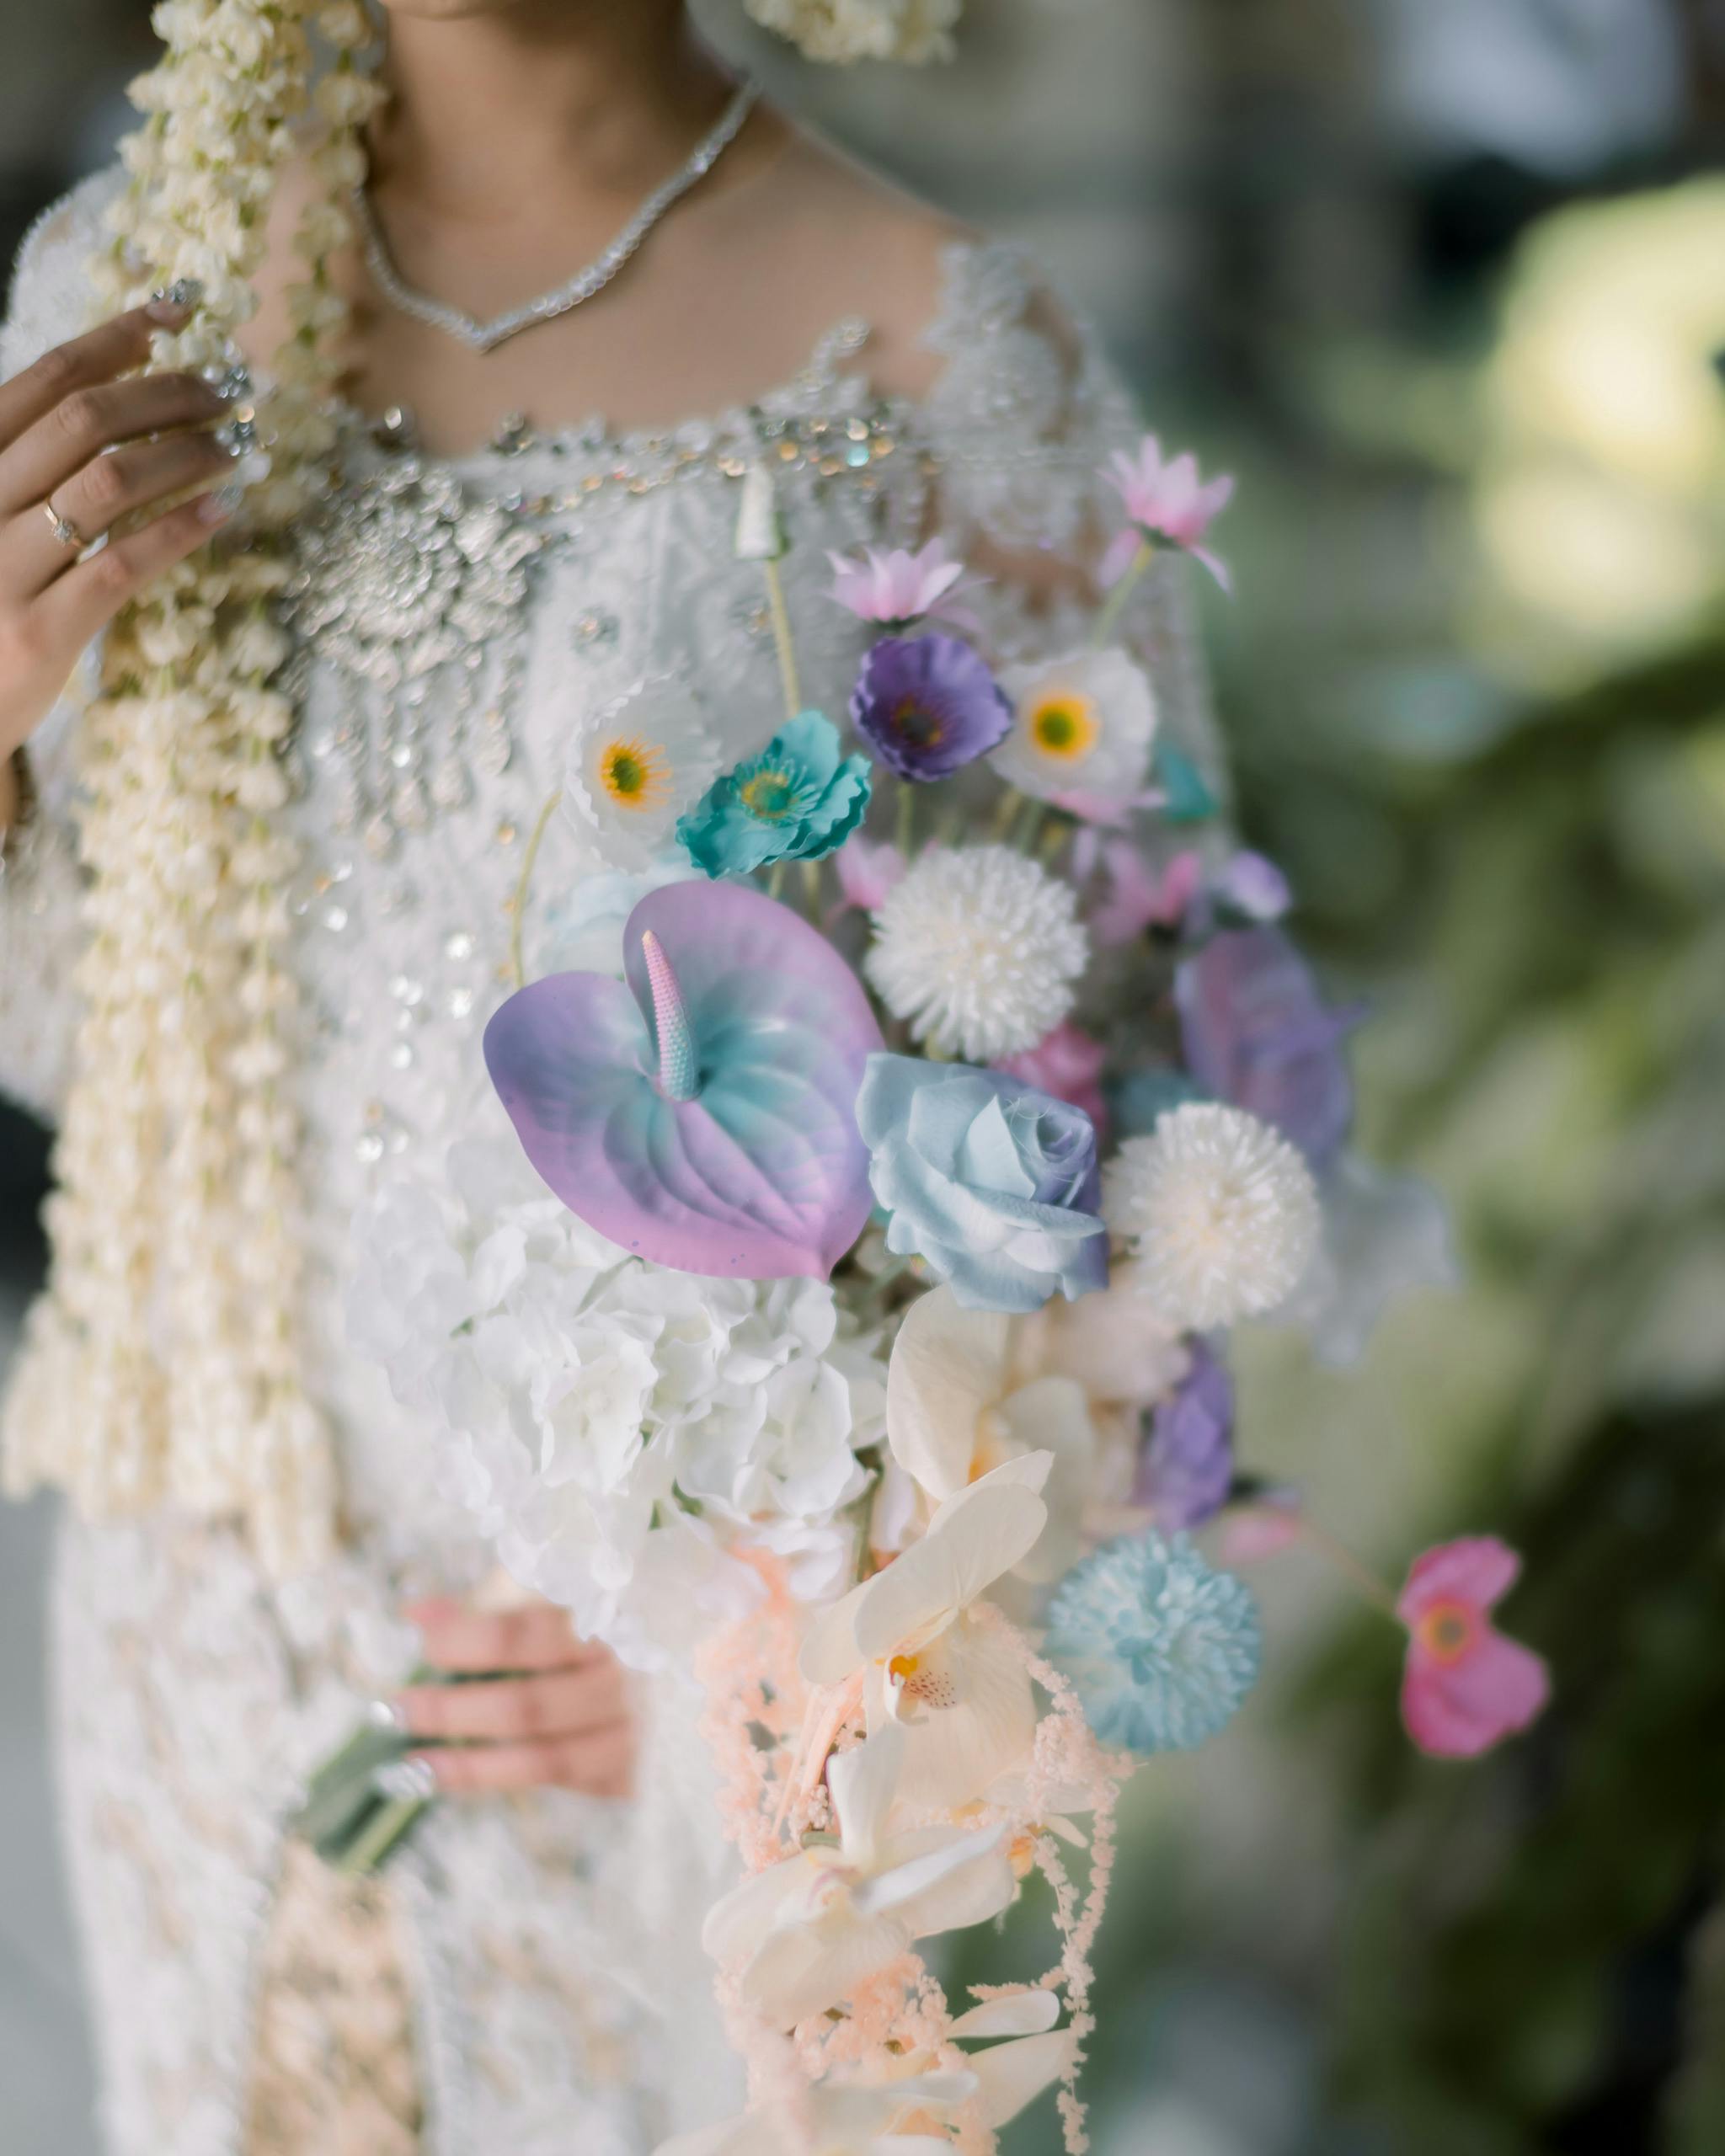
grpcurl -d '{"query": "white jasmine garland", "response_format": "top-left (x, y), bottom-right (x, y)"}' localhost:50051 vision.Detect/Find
top-left (1103, 1103), bottom-right (1322, 1331)
top-left (2, 0), bottom-right (381, 1570)
top-left (865, 843), bottom-right (1089, 1059)
top-left (742, 0), bottom-right (961, 66)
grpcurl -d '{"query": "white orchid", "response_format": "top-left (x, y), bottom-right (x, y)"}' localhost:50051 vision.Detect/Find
top-left (654, 1995), bottom-right (1076, 2154)
top-left (654, 2068), bottom-right (979, 2156)
top-left (884, 1285), bottom-right (1096, 1582)
top-left (802, 1457), bottom-right (1053, 1809)
top-left (702, 1724), bottom-right (1016, 2030)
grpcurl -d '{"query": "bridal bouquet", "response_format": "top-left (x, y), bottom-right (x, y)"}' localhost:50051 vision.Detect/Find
top-left (348, 443), bottom-right (1548, 2150)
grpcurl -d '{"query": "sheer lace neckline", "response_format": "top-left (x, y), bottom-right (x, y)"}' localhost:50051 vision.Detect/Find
top-left (333, 236), bottom-right (1014, 477)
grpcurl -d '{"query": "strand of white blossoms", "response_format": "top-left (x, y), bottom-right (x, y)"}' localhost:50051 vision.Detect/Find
top-left (742, 0), bottom-right (962, 65)
top-left (2, 0), bottom-right (380, 1573)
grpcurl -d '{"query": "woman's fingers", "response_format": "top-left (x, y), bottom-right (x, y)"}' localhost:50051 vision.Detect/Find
top-left (5, 431), bottom-right (237, 597)
top-left (36, 490), bottom-right (235, 654)
top-left (0, 370), bottom-right (229, 520)
top-left (404, 1596), bottom-right (602, 1674)
top-left (414, 1724), bottom-right (637, 1799)
top-left (396, 1661), bottom-right (628, 1744)
top-left (0, 296), bottom-right (194, 447)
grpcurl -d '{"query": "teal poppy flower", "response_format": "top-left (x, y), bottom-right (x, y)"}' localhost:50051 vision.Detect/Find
top-left (677, 710), bottom-right (872, 878)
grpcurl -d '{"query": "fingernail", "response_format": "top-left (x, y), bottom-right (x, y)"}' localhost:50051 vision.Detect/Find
top-left (374, 1756), bottom-right (439, 1802)
top-left (200, 486), bottom-right (241, 526)
top-left (367, 1697), bottom-right (409, 1735)
top-left (147, 277), bottom-right (204, 322)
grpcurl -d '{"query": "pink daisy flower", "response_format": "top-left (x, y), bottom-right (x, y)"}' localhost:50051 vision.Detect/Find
top-left (826, 538), bottom-right (979, 629)
top-left (1101, 436), bottom-right (1236, 593)
top-left (1397, 1536), bottom-right (1550, 1759)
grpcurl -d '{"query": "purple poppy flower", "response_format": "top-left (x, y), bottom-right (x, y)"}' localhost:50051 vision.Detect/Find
top-left (848, 633), bottom-right (1012, 782)
top-left (1176, 926), bottom-right (1360, 1168)
top-left (1134, 1343), bottom-right (1234, 1530)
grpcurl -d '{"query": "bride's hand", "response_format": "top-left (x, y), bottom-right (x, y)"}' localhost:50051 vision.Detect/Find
top-left (0, 295), bottom-right (238, 786)
top-left (397, 1597), bottom-right (637, 1798)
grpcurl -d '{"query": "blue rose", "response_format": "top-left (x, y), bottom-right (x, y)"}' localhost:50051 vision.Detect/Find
top-left (856, 1054), bottom-right (1108, 1313)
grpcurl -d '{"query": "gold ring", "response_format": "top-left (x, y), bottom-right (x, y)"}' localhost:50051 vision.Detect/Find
top-left (43, 501), bottom-right (84, 551)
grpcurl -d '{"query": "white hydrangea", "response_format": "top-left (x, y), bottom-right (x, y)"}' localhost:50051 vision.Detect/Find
top-left (1103, 1103), bottom-right (1322, 1331)
top-left (742, 0), bottom-right (961, 66)
top-left (865, 843), bottom-right (1089, 1059)
top-left (347, 1104), bottom-right (884, 1668)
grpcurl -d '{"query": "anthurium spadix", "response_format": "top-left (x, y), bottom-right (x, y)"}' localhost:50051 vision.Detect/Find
top-left (702, 1724), bottom-right (1016, 2031)
top-left (483, 879), bottom-right (883, 1279)
top-left (801, 1455), bottom-right (1054, 1809)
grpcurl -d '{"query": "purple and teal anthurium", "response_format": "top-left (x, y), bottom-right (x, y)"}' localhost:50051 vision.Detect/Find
top-left (483, 880), bottom-right (884, 1280)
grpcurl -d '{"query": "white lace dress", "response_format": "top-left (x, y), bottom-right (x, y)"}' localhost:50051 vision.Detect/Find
top-left (0, 171), bottom-right (1218, 2156)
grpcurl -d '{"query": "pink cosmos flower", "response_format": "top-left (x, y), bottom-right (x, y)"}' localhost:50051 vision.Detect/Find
top-left (830, 835), bottom-right (907, 920)
top-left (827, 538), bottom-right (979, 628)
top-left (997, 1020), bottom-right (1108, 1135)
top-left (1217, 1490), bottom-right (1305, 1565)
top-left (1397, 1537), bottom-right (1549, 1759)
top-left (1087, 843), bottom-right (1203, 947)
top-left (1101, 436), bottom-right (1236, 593)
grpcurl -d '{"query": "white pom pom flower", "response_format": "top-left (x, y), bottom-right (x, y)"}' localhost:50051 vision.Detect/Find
top-left (1103, 1103), bottom-right (1321, 1331)
top-left (992, 647), bottom-right (1157, 807)
top-left (864, 844), bottom-right (1089, 1060)
top-left (562, 678), bottom-right (720, 872)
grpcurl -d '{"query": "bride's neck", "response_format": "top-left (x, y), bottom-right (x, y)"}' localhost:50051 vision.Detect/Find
top-left (371, 3), bottom-right (729, 222)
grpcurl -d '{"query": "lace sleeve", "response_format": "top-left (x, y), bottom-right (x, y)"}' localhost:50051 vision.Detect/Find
top-left (917, 240), bottom-right (1228, 807)
top-left (0, 172), bottom-right (121, 1125)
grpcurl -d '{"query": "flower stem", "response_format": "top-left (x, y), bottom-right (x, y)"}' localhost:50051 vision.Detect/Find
top-left (1092, 537), bottom-right (1156, 649)
top-left (761, 558), bottom-right (802, 721)
top-left (767, 860), bottom-right (786, 901)
top-left (895, 777), bottom-right (916, 857)
top-left (508, 789), bottom-right (562, 991)
top-left (1014, 793), bottom-right (1046, 854)
top-left (1297, 1516), bottom-right (1400, 1617)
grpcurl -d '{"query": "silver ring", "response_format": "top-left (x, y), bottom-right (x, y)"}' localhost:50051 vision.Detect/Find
top-left (43, 501), bottom-right (83, 551)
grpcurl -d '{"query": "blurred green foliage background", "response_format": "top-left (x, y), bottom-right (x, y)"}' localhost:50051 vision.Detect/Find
top-left (2, 2), bottom-right (1721, 2149)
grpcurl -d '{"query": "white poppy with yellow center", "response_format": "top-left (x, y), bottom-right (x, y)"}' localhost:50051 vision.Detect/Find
top-left (802, 1455), bottom-right (1055, 1811)
top-left (563, 679), bottom-right (721, 871)
top-left (992, 646), bottom-right (1157, 805)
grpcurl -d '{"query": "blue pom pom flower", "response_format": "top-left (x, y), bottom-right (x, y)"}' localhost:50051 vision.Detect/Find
top-left (1045, 1532), bottom-right (1260, 1754)
top-left (677, 709), bottom-right (871, 878)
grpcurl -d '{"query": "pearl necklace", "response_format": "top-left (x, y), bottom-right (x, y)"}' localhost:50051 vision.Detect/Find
top-left (352, 82), bottom-right (759, 355)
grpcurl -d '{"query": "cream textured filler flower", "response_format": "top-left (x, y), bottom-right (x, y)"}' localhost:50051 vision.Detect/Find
top-left (1103, 1103), bottom-right (1322, 1330)
top-left (865, 844), bottom-right (1089, 1059)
